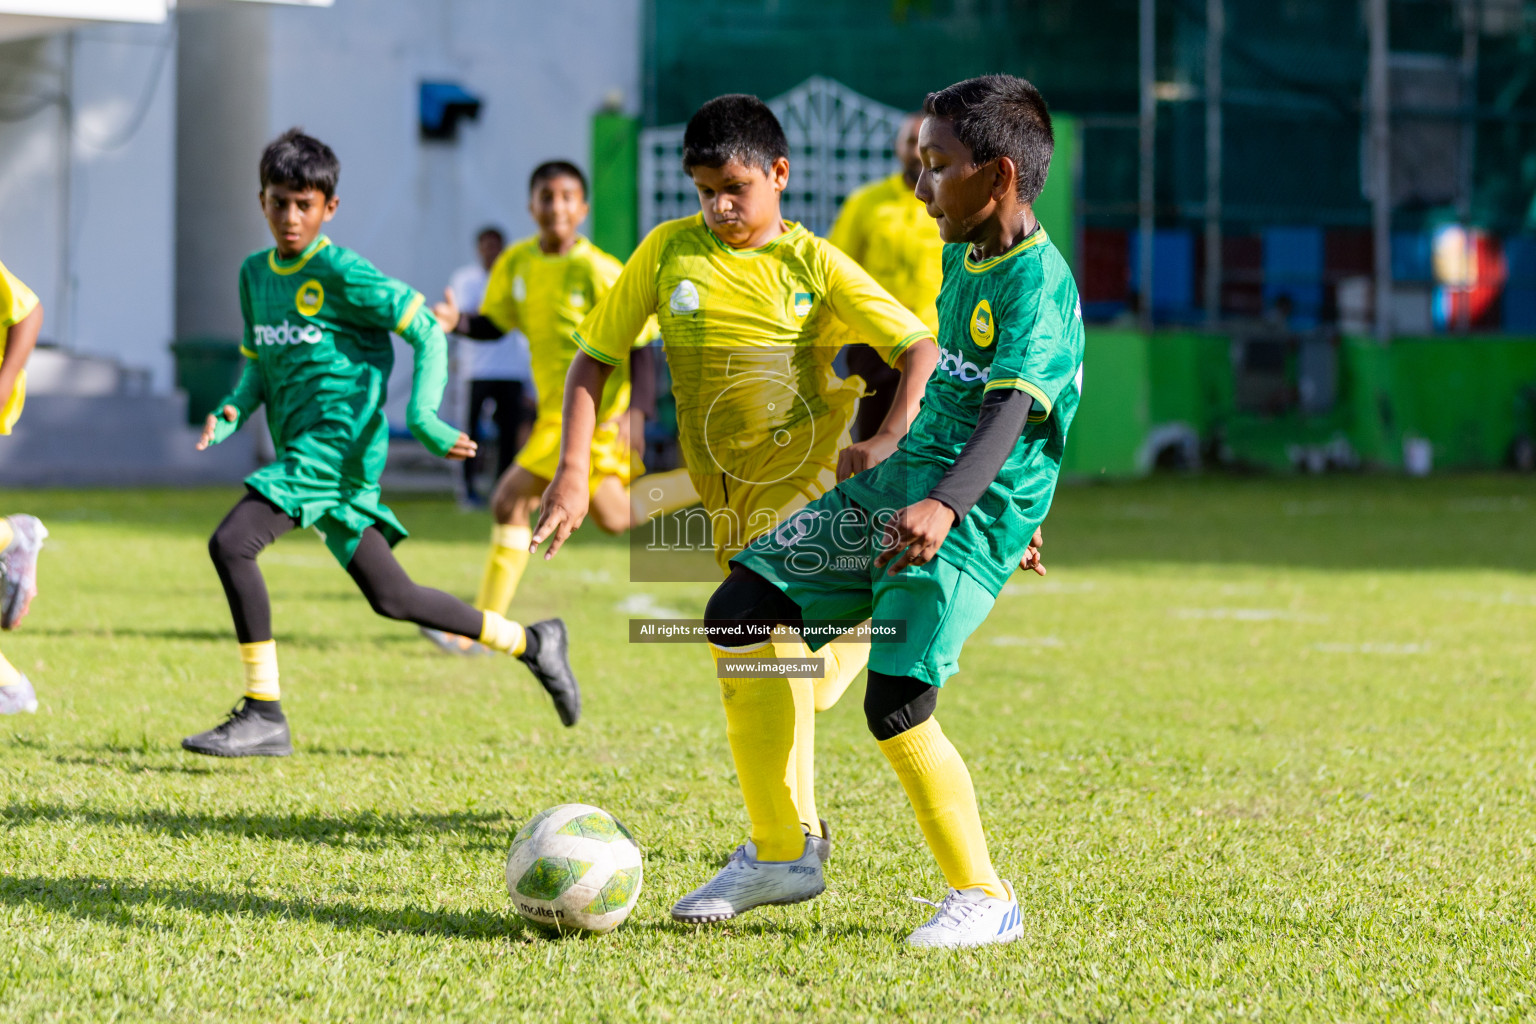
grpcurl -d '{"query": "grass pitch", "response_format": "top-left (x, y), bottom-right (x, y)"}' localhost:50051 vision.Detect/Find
top-left (1, 476), bottom-right (1534, 1022)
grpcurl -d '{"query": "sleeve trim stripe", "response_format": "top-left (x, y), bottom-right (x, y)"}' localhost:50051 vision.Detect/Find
top-left (394, 293), bottom-right (425, 334)
top-left (240, 345), bottom-right (258, 359)
top-left (886, 330), bottom-right (931, 366)
top-left (573, 333), bottom-right (622, 366)
top-left (983, 377), bottom-right (1053, 415)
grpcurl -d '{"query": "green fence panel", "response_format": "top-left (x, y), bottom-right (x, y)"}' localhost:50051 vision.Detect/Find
top-left (592, 113), bottom-right (640, 260)
top-left (1062, 327), bottom-right (1150, 478)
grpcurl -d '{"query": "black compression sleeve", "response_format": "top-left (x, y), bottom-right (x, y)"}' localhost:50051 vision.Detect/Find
top-left (629, 345), bottom-right (656, 420)
top-left (926, 388), bottom-right (1033, 522)
top-left (461, 314), bottom-right (505, 340)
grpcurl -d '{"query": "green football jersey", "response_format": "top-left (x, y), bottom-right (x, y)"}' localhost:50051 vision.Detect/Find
top-left (839, 227), bottom-right (1084, 594)
top-left (220, 235), bottom-right (461, 565)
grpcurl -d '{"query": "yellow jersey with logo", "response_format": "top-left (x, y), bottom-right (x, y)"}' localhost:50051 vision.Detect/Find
top-left (0, 260), bottom-right (40, 434)
top-left (827, 172), bottom-right (944, 332)
top-left (480, 236), bottom-right (652, 423)
top-left (573, 214), bottom-right (929, 483)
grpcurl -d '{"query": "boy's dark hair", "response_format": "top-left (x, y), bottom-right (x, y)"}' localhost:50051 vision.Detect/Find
top-left (259, 127), bottom-right (340, 199)
top-left (476, 225), bottom-right (505, 244)
top-left (529, 161), bottom-right (588, 198)
top-left (681, 94), bottom-right (789, 175)
top-left (923, 75), bottom-right (1053, 203)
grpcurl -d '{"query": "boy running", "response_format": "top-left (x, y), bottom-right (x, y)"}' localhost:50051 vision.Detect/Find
top-left (426, 161), bottom-right (654, 650)
top-left (182, 129), bottom-right (579, 758)
top-left (0, 259), bottom-right (48, 714)
top-left (533, 95), bottom-right (938, 868)
top-left (679, 76), bottom-right (1083, 946)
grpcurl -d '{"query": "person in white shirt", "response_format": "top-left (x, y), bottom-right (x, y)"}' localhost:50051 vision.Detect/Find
top-left (449, 226), bottom-right (535, 505)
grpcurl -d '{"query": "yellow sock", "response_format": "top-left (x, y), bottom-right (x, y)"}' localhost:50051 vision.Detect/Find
top-left (711, 637), bottom-right (813, 861)
top-left (879, 717), bottom-right (1005, 898)
top-left (785, 634), bottom-right (822, 839)
top-left (240, 640), bottom-right (280, 701)
top-left (0, 648), bottom-right (22, 688)
top-left (813, 633), bottom-right (870, 712)
top-left (478, 611), bottom-right (527, 656)
top-left (475, 524), bottom-right (532, 614)
top-left (0, 517), bottom-right (13, 552)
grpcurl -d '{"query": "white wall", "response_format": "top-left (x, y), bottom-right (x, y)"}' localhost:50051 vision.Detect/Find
top-left (0, 0), bottom-right (642, 402)
top-left (0, 22), bottom-right (178, 391)
top-left (264, 0), bottom-right (643, 298)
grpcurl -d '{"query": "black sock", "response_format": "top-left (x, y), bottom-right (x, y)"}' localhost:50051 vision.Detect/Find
top-left (245, 698), bottom-right (284, 720)
top-left (518, 626), bottom-right (543, 662)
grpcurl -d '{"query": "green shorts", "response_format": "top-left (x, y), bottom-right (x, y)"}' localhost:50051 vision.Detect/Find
top-left (730, 487), bottom-right (996, 686)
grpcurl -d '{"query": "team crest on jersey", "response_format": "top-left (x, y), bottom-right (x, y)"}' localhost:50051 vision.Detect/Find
top-left (669, 279), bottom-right (700, 314)
top-left (570, 291), bottom-right (586, 309)
top-left (793, 292), bottom-right (813, 317)
top-left (969, 299), bottom-right (994, 348)
top-left (295, 279), bottom-right (324, 317)
top-left (512, 276), bottom-right (526, 302)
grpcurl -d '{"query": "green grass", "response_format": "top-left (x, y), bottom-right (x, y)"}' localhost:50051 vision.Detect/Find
top-left (2, 476), bottom-right (1534, 1022)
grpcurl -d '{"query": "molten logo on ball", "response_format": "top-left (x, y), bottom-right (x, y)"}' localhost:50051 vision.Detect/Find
top-left (505, 803), bottom-right (643, 934)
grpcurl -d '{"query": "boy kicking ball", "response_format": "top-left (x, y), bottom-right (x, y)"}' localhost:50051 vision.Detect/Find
top-left (689, 75), bottom-right (1083, 947)
top-left (182, 129), bottom-right (579, 757)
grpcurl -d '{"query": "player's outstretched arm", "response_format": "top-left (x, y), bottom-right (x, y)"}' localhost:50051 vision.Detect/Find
top-left (532, 351), bottom-right (613, 559)
top-left (433, 287), bottom-right (504, 341)
top-left (196, 359), bottom-right (264, 450)
top-left (838, 337), bottom-right (937, 480)
top-left (0, 301), bottom-right (42, 414)
top-left (401, 306), bottom-right (476, 461)
top-left (875, 389), bottom-right (1033, 574)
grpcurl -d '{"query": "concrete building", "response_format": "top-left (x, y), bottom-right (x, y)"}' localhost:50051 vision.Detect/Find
top-left (0, 0), bottom-right (642, 483)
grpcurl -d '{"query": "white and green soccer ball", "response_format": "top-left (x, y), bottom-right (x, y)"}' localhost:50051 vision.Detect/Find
top-left (505, 803), bottom-right (643, 934)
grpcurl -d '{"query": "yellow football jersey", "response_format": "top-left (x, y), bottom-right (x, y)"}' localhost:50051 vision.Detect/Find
top-left (574, 214), bottom-right (929, 484)
top-left (0, 259), bottom-right (40, 434)
top-left (827, 173), bottom-right (944, 333)
top-left (480, 235), bottom-right (653, 422)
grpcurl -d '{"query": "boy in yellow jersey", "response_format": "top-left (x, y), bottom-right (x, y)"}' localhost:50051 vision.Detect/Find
top-left (533, 95), bottom-right (938, 876)
top-left (426, 162), bottom-right (655, 652)
top-left (0, 260), bottom-right (49, 714)
top-left (828, 112), bottom-right (946, 441)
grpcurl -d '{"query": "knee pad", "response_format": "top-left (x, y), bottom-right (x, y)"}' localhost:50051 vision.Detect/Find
top-left (704, 565), bottom-right (803, 648)
top-left (864, 670), bottom-right (938, 741)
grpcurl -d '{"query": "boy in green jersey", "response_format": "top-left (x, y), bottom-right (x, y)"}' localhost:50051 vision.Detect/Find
top-left (687, 76), bottom-right (1083, 946)
top-left (182, 129), bottom-right (580, 758)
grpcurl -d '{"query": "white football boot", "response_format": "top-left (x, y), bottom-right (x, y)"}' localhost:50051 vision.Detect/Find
top-left (0, 673), bottom-right (37, 715)
top-left (906, 881), bottom-right (1024, 948)
top-left (670, 837), bottom-right (826, 923)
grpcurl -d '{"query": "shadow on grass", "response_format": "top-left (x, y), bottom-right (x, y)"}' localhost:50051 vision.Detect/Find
top-left (0, 873), bottom-right (530, 941)
top-left (0, 802), bottom-right (513, 851)
top-left (22, 626), bottom-right (425, 650)
top-left (50, 754), bottom-right (215, 775)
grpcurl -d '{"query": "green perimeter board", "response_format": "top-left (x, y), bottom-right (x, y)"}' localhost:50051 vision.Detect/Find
top-left (591, 113), bottom-right (640, 261)
top-left (1062, 330), bottom-right (1536, 477)
top-left (1060, 327), bottom-right (1150, 479)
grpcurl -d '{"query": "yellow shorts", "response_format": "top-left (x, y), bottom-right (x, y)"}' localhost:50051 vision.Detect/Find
top-left (514, 410), bottom-right (641, 492)
top-left (689, 420), bottom-right (851, 576)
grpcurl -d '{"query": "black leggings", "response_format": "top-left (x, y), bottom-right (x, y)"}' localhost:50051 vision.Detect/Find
top-left (209, 490), bottom-right (484, 644)
top-left (704, 564), bottom-right (938, 741)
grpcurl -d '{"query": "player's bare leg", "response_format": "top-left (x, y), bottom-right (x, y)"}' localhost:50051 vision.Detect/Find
top-left (588, 473), bottom-right (632, 533)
